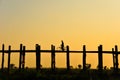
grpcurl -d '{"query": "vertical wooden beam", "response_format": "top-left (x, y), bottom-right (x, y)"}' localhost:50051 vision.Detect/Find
top-left (51, 45), bottom-right (55, 71)
top-left (112, 48), bottom-right (116, 70)
top-left (22, 46), bottom-right (26, 69)
top-left (115, 45), bottom-right (118, 71)
top-left (66, 46), bottom-right (70, 70)
top-left (83, 45), bottom-right (86, 70)
top-left (36, 44), bottom-right (40, 71)
top-left (1, 44), bottom-right (5, 70)
top-left (98, 45), bottom-right (103, 70)
top-left (8, 45), bottom-right (11, 72)
top-left (19, 44), bottom-right (23, 70)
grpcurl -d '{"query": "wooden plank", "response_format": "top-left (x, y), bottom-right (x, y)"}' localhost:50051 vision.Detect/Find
top-left (0, 49), bottom-right (120, 54)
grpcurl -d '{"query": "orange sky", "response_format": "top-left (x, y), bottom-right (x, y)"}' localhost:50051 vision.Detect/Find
top-left (0, 0), bottom-right (120, 68)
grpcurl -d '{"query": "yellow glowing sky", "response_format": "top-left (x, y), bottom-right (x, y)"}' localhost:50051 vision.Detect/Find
top-left (0, 0), bottom-right (120, 68)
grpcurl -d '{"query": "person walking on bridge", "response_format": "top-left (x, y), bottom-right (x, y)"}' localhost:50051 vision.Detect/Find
top-left (61, 40), bottom-right (65, 51)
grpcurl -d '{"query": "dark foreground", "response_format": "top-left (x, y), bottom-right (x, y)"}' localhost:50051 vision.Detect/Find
top-left (0, 68), bottom-right (120, 80)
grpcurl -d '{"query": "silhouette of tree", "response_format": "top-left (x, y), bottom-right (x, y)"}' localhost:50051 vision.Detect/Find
top-left (70, 66), bottom-right (73, 69)
top-left (26, 66), bottom-right (29, 69)
top-left (10, 63), bottom-right (15, 69)
top-left (86, 64), bottom-right (91, 69)
top-left (110, 67), bottom-right (114, 70)
top-left (40, 64), bottom-right (42, 68)
top-left (78, 64), bottom-right (82, 69)
top-left (104, 66), bottom-right (108, 70)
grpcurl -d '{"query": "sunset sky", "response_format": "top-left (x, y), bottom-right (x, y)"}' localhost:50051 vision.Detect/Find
top-left (0, 0), bottom-right (120, 68)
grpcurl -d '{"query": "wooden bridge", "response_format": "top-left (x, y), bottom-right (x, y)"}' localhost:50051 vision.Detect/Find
top-left (0, 44), bottom-right (119, 72)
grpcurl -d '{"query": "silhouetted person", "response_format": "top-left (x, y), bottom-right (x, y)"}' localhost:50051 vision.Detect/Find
top-left (61, 40), bottom-right (65, 51)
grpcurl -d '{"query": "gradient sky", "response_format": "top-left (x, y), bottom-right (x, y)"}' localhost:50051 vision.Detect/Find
top-left (0, 0), bottom-right (120, 68)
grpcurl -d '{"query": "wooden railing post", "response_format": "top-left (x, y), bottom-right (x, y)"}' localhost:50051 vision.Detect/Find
top-left (36, 44), bottom-right (41, 71)
top-left (19, 44), bottom-right (23, 70)
top-left (115, 45), bottom-right (119, 71)
top-left (83, 45), bottom-right (86, 70)
top-left (66, 46), bottom-right (70, 70)
top-left (98, 45), bottom-right (103, 70)
top-left (112, 48), bottom-right (116, 70)
top-left (8, 45), bottom-right (11, 72)
top-left (22, 46), bottom-right (26, 69)
top-left (51, 45), bottom-right (55, 71)
top-left (1, 44), bottom-right (5, 70)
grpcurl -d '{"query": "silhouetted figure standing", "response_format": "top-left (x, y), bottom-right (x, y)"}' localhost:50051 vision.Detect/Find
top-left (61, 40), bottom-right (65, 51)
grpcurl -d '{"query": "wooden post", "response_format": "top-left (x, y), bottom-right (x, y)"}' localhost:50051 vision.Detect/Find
top-left (98, 45), bottom-right (103, 70)
top-left (22, 46), bottom-right (26, 69)
top-left (115, 45), bottom-right (119, 71)
top-left (1, 44), bottom-right (5, 70)
top-left (8, 45), bottom-right (11, 72)
top-left (19, 44), bottom-right (23, 70)
top-left (51, 45), bottom-right (55, 71)
top-left (112, 48), bottom-right (116, 70)
top-left (83, 45), bottom-right (86, 70)
top-left (66, 46), bottom-right (70, 70)
top-left (36, 44), bottom-right (41, 71)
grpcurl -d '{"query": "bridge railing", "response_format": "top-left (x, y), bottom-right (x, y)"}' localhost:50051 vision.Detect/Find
top-left (0, 44), bottom-right (119, 72)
